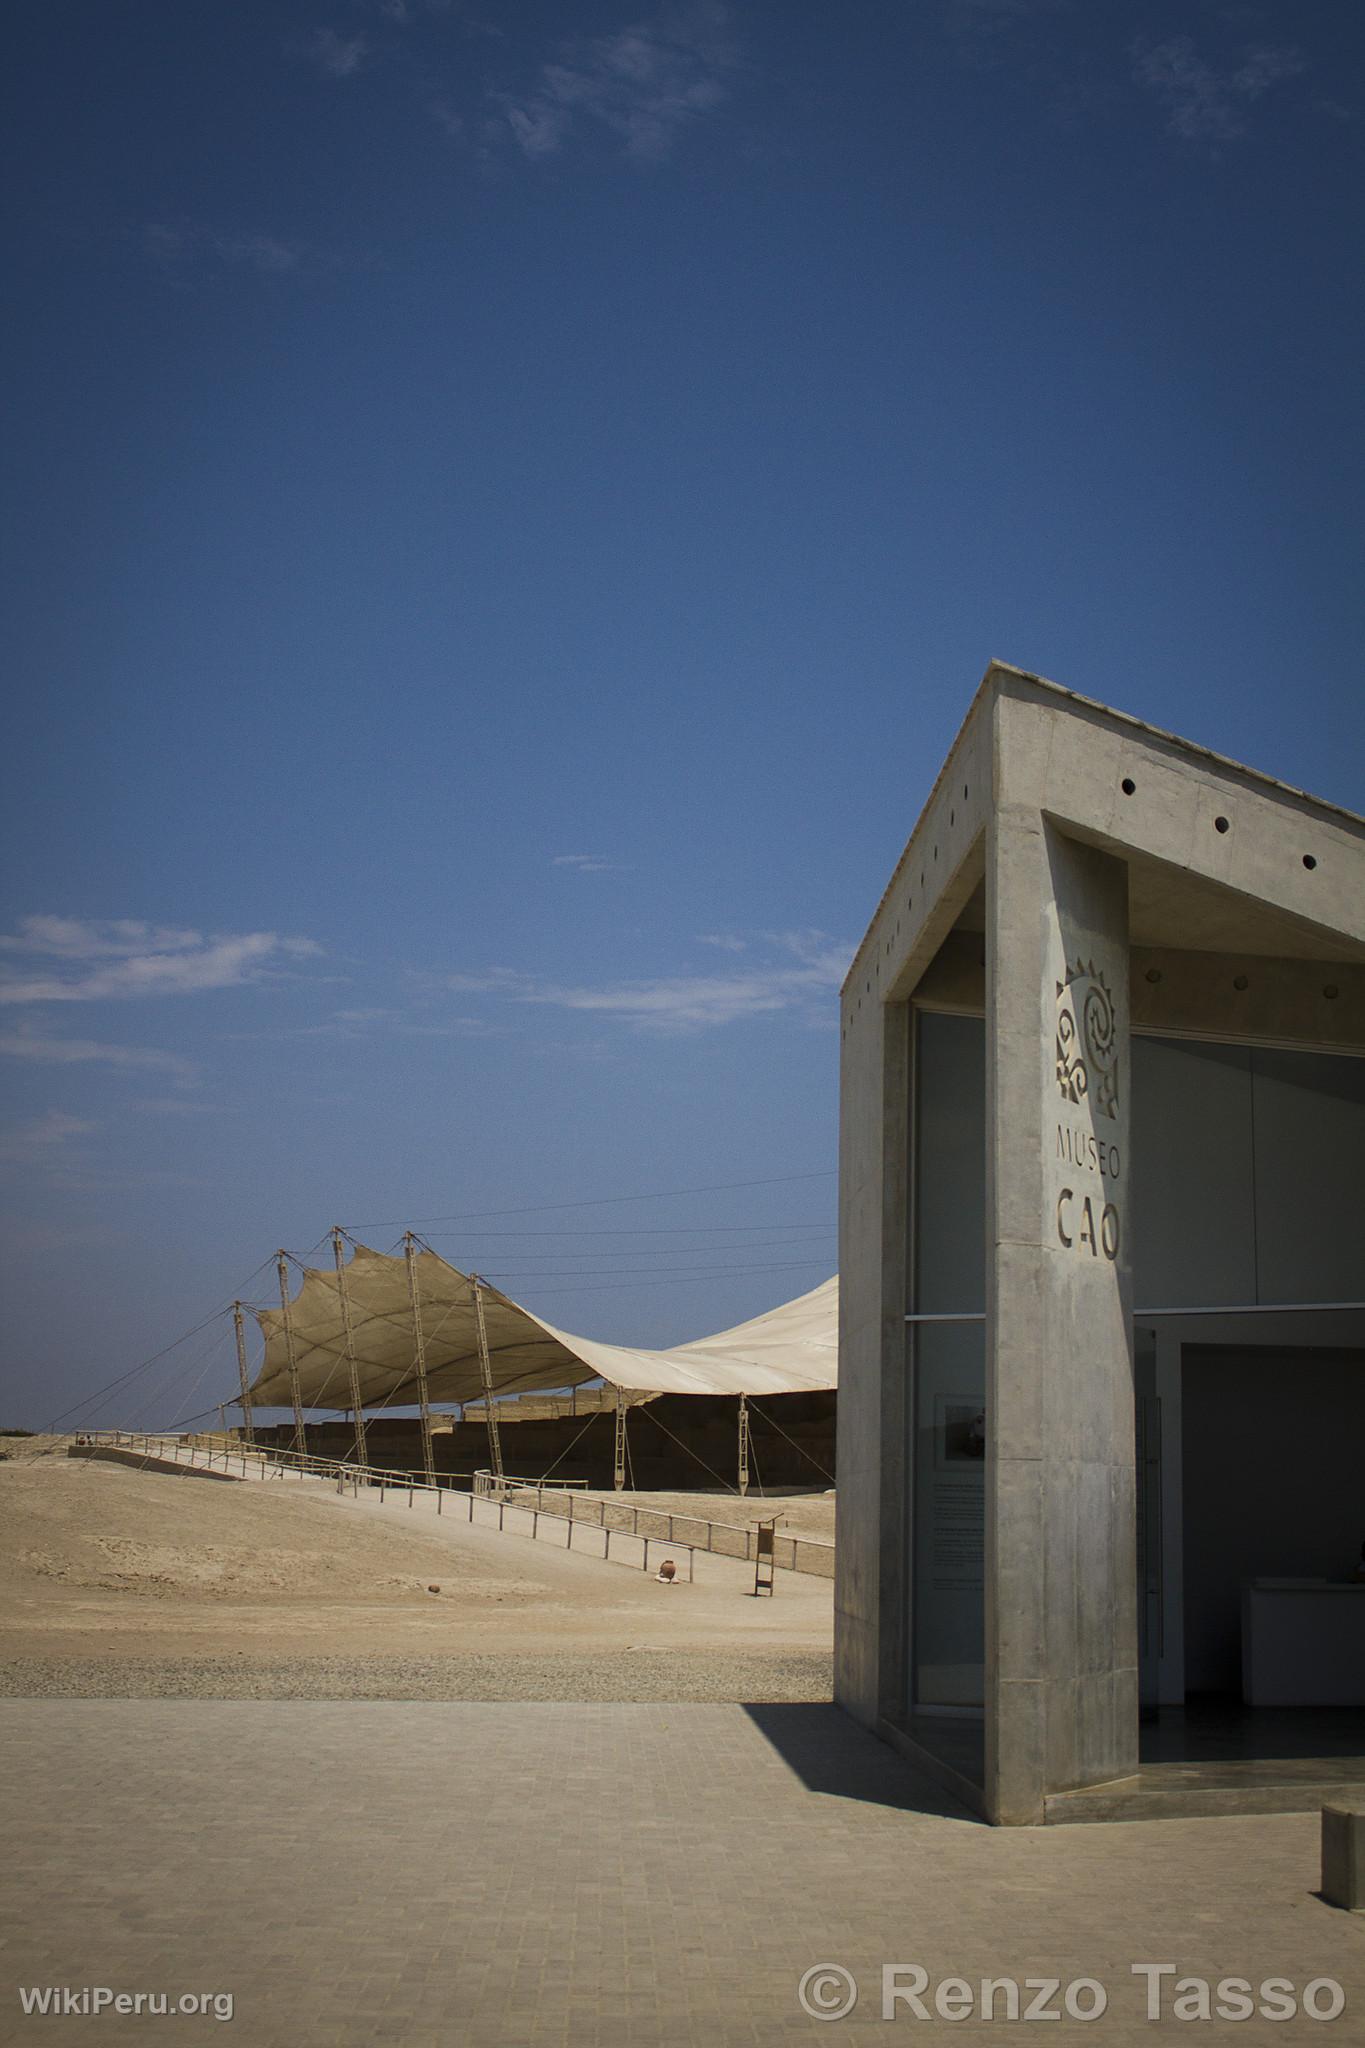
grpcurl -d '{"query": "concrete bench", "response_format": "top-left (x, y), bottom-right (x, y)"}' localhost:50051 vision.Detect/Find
top-left (1321, 1806), bottom-right (1364, 1911)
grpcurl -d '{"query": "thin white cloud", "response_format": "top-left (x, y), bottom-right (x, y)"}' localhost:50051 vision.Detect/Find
top-left (0, 1218), bottom-right (129, 1258)
top-left (765, 929), bottom-right (855, 981)
top-left (399, 1017), bottom-right (501, 1038)
top-left (947, 1), bottom-right (1068, 36)
top-left (0, 917), bottom-right (203, 959)
top-left (697, 933), bottom-right (747, 953)
top-left (551, 853), bottom-right (628, 873)
top-left (137, 222), bottom-right (311, 278)
top-left (213, 233), bottom-right (303, 274)
top-left (1131, 35), bottom-right (1305, 144)
top-left (223, 1003), bottom-right (498, 1042)
top-left (0, 1027), bottom-right (196, 1081)
top-left (306, 27), bottom-right (369, 78)
top-left (507, 102), bottom-right (570, 159)
top-left (444, 966), bottom-right (535, 995)
top-left (442, 930), bottom-right (851, 1033)
top-left (522, 972), bottom-right (807, 1029)
top-left (944, 0), bottom-right (1071, 68)
top-left (131, 1096), bottom-right (223, 1117)
top-left (373, 0), bottom-right (459, 21)
top-left (0, 1110), bottom-right (97, 1162)
top-left (0, 919), bottom-right (323, 1005)
top-left (43, 1165), bottom-right (209, 1194)
top-left (497, 3), bottom-right (738, 164)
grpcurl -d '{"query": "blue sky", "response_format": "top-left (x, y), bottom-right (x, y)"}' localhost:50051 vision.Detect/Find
top-left (2, 1), bottom-right (1362, 1428)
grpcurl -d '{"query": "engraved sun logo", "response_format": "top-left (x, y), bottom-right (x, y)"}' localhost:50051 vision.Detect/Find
top-left (1055, 961), bottom-right (1119, 1120)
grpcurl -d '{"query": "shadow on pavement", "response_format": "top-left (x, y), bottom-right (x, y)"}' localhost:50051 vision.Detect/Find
top-left (742, 1702), bottom-right (982, 1822)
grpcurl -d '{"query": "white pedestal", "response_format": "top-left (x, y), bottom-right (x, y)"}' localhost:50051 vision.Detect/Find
top-left (1241, 1581), bottom-right (1365, 1706)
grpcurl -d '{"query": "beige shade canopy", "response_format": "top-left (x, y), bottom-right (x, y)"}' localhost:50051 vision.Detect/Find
top-left (249, 1243), bottom-right (838, 1412)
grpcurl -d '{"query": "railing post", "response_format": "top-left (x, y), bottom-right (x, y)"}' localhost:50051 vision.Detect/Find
top-left (613, 1388), bottom-right (627, 1492)
top-left (471, 1276), bottom-right (504, 1485)
top-left (232, 1302), bottom-right (255, 1449)
top-left (276, 1251), bottom-right (307, 1455)
top-left (331, 1230), bottom-right (368, 1470)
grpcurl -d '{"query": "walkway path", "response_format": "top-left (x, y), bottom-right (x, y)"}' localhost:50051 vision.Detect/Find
top-left (3, 1699), bottom-right (1360, 2045)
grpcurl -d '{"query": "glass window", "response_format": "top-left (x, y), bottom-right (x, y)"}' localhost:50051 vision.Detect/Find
top-left (910, 1012), bottom-right (985, 1710)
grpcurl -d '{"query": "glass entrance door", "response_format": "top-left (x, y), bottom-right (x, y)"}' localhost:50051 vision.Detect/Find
top-left (1135, 1327), bottom-right (1161, 1715)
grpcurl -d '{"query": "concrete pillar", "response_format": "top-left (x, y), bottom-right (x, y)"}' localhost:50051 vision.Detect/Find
top-left (984, 796), bottom-right (1137, 1823)
top-left (835, 991), bottom-right (911, 1730)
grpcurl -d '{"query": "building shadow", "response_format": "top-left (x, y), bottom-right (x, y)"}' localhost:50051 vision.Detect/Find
top-left (742, 1702), bottom-right (983, 1822)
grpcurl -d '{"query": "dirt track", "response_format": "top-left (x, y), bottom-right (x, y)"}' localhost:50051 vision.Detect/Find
top-left (0, 1452), bottom-right (832, 1701)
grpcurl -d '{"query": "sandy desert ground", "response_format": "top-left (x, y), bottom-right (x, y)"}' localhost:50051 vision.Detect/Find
top-left (0, 1445), bottom-right (833, 1702)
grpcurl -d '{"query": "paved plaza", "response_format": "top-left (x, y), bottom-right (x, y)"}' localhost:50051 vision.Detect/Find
top-left (3, 1700), bottom-right (1362, 2045)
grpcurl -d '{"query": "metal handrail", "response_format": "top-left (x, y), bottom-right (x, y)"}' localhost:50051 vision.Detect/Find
top-left (493, 1475), bottom-right (836, 1578)
top-left (77, 1429), bottom-right (471, 1495)
top-left (75, 1429), bottom-right (826, 1581)
top-left (71, 1431), bottom-right (700, 1583)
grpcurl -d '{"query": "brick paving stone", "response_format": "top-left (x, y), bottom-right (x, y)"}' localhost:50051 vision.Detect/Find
top-left (2, 1701), bottom-right (1363, 2045)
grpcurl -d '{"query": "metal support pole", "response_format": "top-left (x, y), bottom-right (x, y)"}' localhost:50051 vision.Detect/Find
top-left (403, 1232), bottom-right (436, 1485)
top-left (613, 1389), bottom-right (627, 1492)
top-left (276, 1252), bottom-right (306, 1454)
top-left (471, 1275), bottom-right (504, 1485)
top-left (232, 1303), bottom-right (255, 1447)
top-left (737, 1393), bottom-right (750, 1498)
top-left (332, 1229), bottom-right (368, 1470)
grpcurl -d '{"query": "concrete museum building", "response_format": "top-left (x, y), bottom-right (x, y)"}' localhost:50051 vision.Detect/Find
top-left (835, 663), bottom-right (1365, 1825)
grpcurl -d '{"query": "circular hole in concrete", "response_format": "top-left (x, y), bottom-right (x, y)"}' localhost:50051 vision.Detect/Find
top-left (1121, 777), bottom-right (1136, 796)
top-left (1324, 984), bottom-right (1340, 1001)
top-left (1145, 968), bottom-right (1162, 984)
top-left (1233, 974), bottom-right (1249, 991)
top-left (950, 809), bottom-right (955, 827)
top-left (1303, 854), bottom-right (1317, 870)
top-left (1215, 816), bottom-right (1230, 833)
